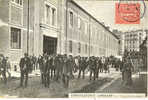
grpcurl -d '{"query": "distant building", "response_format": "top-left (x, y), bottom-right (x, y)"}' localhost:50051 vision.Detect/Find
top-left (124, 30), bottom-right (146, 52)
top-left (112, 29), bottom-right (124, 56)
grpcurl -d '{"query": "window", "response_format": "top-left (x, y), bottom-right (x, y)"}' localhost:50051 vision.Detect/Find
top-left (69, 11), bottom-right (73, 27)
top-left (12, 0), bottom-right (23, 6)
top-left (11, 27), bottom-right (21, 49)
top-left (91, 46), bottom-right (93, 54)
top-left (69, 41), bottom-right (72, 53)
top-left (20, 0), bottom-right (22, 5)
top-left (85, 44), bottom-right (87, 54)
top-left (16, 0), bottom-right (19, 4)
top-left (52, 8), bottom-right (56, 26)
top-left (78, 42), bottom-right (81, 53)
top-left (78, 18), bottom-right (81, 29)
top-left (84, 22), bottom-right (88, 34)
top-left (46, 5), bottom-right (50, 24)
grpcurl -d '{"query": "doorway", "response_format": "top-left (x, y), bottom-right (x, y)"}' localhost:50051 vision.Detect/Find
top-left (43, 36), bottom-right (57, 55)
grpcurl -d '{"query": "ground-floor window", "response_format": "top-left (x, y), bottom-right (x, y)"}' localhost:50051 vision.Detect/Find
top-left (78, 42), bottom-right (81, 53)
top-left (69, 40), bottom-right (72, 53)
top-left (85, 44), bottom-right (87, 54)
top-left (11, 27), bottom-right (21, 49)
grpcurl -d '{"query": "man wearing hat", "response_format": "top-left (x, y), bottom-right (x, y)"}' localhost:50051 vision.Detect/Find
top-left (19, 53), bottom-right (31, 87)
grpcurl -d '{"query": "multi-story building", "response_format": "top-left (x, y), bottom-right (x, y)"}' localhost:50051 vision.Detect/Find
top-left (0, 0), bottom-right (119, 67)
top-left (124, 30), bottom-right (146, 52)
top-left (140, 30), bottom-right (148, 68)
top-left (0, 0), bottom-right (36, 67)
top-left (112, 29), bottom-right (124, 56)
top-left (64, 0), bottom-right (119, 57)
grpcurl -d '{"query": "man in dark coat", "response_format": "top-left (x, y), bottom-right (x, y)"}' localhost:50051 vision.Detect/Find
top-left (0, 54), bottom-right (7, 84)
top-left (96, 58), bottom-right (100, 79)
top-left (32, 55), bottom-right (37, 70)
top-left (55, 55), bottom-right (63, 81)
top-left (78, 57), bottom-right (87, 79)
top-left (104, 58), bottom-right (110, 73)
top-left (43, 56), bottom-right (50, 87)
top-left (51, 55), bottom-right (56, 79)
top-left (68, 55), bottom-right (75, 79)
top-left (89, 57), bottom-right (97, 81)
top-left (38, 55), bottom-right (44, 84)
top-left (5, 57), bottom-right (11, 78)
top-left (97, 58), bottom-right (102, 73)
top-left (19, 53), bottom-right (31, 87)
top-left (62, 55), bottom-right (69, 88)
top-left (122, 56), bottom-right (134, 87)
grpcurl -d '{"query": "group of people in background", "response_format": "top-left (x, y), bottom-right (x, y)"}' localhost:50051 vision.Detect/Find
top-left (0, 52), bottom-right (134, 89)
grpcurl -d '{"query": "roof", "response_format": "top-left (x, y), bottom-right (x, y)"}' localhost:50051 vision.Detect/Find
top-left (69, 0), bottom-right (119, 40)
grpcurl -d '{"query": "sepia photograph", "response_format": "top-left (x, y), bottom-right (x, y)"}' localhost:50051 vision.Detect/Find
top-left (0, 0), bottom-right (147, 98)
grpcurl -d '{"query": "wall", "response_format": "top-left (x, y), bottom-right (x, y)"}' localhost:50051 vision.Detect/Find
top-left (0, 0), bottom-right (9, 56)
top-left (65, 0), bottom-right (119, 57)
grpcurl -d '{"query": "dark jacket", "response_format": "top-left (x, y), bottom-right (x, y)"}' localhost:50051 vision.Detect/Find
top-left (19, 57), bottom-right (31, 73)
top-left (89, 59), bottom-right (96, 70)
top-left (0, 58), bottom-right (6, 72)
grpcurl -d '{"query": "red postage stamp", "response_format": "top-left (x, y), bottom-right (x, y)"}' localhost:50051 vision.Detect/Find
top-left (115, 3), bottom-right (140, 24)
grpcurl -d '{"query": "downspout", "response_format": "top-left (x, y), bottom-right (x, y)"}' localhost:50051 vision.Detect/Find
top-left (27, 0), bottom-right (30, 54)
top-left (88, 17), bottom-right (90, 57)
top-left (65, 0), bottom-right (68, 54)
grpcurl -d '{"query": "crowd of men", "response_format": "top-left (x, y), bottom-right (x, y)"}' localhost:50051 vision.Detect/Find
top-left (0, 53), bottom-right (124, 88)
top-left (19, 53), bottom-right (123, 88)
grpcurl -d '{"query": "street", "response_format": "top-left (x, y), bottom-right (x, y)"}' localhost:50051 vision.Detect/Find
top-left (0, 68), bottom-right (117, 98)
top-left (96, 71), bottom-right (147, 94)
top-left (0, 68), bottom-right (146, 98)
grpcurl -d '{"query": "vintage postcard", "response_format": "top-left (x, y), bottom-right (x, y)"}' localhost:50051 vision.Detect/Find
top-left (0, 0), bottom-right (147, 98)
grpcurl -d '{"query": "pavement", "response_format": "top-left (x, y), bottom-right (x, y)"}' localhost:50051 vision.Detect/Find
top-left (96, 70), bottom-right (147, 96)
top-left (0, 68), bottom-right (118, 98)
top-left (10, 70), bottom-right (41, 78)
top-left (0, 68), bottom-right (147, 98)
top-left (10, 67), bottom-right (119, 79)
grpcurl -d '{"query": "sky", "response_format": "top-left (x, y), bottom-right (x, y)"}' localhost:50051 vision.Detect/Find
top-left (75, 0), bottom-right (148, 32)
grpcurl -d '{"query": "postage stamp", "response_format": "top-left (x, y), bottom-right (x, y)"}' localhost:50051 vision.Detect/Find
top-left (115, 0), bottom-right (146, 24)
top-left (115, 3), bottom-right (140, 24)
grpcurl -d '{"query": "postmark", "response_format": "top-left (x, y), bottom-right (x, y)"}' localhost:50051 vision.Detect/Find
top-left (115, 0), bottom-right (146, 24)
